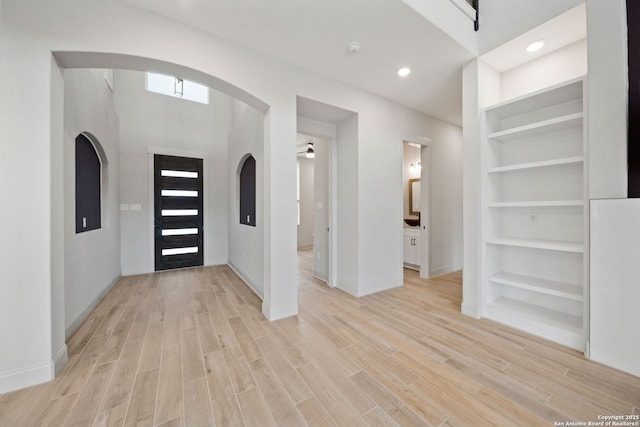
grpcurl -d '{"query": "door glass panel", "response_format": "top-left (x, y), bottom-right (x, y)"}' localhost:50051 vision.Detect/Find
top-left (162, 247), bottom-right (199, 256)
top-left (162, 209), bottom-right (198, 216)
top-left (161, 170), bottom-right (198, 179)
top-left (161, 190), bottom-right (198, 197)
top-left (162, 228), bottom-right (199, 236)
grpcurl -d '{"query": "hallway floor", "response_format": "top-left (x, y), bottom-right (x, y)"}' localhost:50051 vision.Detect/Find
top-left (1, 251), bottom-right (639, 426)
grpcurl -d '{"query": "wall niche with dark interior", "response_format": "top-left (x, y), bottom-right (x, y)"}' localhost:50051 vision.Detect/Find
top-left (239, 155), bottom-right (256, 227)
top-left (75, 133), bottom-right (103, 233)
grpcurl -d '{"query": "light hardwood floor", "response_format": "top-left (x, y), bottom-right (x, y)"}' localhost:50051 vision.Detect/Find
top-left (1, 250), bottom-right (639, 426)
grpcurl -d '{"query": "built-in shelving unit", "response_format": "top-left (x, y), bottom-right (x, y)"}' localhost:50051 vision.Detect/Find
top-left (480, 77), bottom-right (588, 351)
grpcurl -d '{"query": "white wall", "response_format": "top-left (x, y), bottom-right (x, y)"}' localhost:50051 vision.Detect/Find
top-left (297, 158), bottom-right (314, 249)
top-left (586, 0), bottom-right (632, 376)
top-left (113, 69), bottom-right (232, 275)
top-left (462, 58), bottom-right (501, 318)
top-left (0, 0), bottom-right (464, 390)
top-left (501, 39), bottom-right (587, 101)
top-left (312, 138), bottom-right (329, 281)
top-left (590, 199), bottom-right (640, 377)
top-left (0, 20), bottom-right (59, 391)
top-left (228, 100), bottom-right (265, 298)
top-left (480, 0), bottom-right (584, 53)
top-left (427, 123), bottom-right (464, 277)
top-left (586, 0), bottom-right (628, 199)
top-left (63, 69), bottom-right (121, 339)
top-left (336, 115), bottom-right (360, 294)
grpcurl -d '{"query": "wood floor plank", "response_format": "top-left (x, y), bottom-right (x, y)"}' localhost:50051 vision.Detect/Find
top-left (183, 378), bottom-right (214, 427)
top-left (162, 310), bottom-right (181, 349)
top-left (255, 335), bottom-right (313, 404)
top-left (248, 358), bottom-right (306, 426)
top-left (54, 335), bottom-right (109, 398)
top-left (203, 350), bottom-right (245, 427)
top-left (66, 315), bottom-right (106, 357)
top-left (236, 303), bottom-right (269, 340)
top-left (228, 316), bottom-right (262, 363)
top-left (350, 370), bottom-right (427, 427)
top-left (296, 396), bottom-right (337, 427)
top-left (126, 309), bottom-right (151, 343)
top-left (181, 327), bottom-right (205, 383)
top-left (93, 404), bottom-right (127, 427)
top-left (96, 316), bottom-right (134, 365)
top-left (156, 416), bottom-right (183, 427)
top-left (64, 361), bottom-right (116, 427)
top-left (138, 320), bottom-right (164, 373)
top-left (32, 393), bottom-right (78, 426)
top-left (123, 369), bottom-right (159, 426)
top-left (155, 345), bottom-right (183, 425)
top-left (217, 318), bottom-right (257, 394)
top-left (340, 345), bottom-right (448, 427)
top-left (236, 387), bottom-right (278, 427)
top-left (297, 363), bottom-right (368, 427)
top-left (195, 312), bottom-right (220, 354)
top-left (361, 406), bottom-right (401, 427)
top-left (100, 338), bottom-right (144, 411)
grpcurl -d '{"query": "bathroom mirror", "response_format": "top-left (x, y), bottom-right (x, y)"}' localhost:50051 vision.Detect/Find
top-left (409, 178), bottom-right (420, 215)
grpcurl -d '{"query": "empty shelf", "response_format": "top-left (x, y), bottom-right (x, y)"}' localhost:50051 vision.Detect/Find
top-left (488, 200), bottom-right (584, 208)
top-left (489, 272), bottom-right (583, 301)
top-left (486, 237), bottom-right (583, 253)
top-left (489, 113), bottom-right (583, 142)
top-left (488, 156), bottom-right (583, 174)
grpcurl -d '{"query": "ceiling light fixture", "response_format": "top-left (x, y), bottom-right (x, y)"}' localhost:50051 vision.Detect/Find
top-left (526, 40), bottom-right (545, 53)
top-left (397, 67), bottom-right (411, 77)
top-left (306, 142), bottom-right (315, 159)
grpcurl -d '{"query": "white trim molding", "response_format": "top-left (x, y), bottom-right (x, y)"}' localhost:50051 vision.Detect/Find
top-left (0, 361), bottom-right (54, 394)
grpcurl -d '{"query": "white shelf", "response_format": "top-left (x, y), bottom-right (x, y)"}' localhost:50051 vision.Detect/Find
top-left (488, 113), bottom-right (583, 142)
top-left (486, 237), bottom-right (583, 253)
top-left (485, 77), bottom-right (584, 118)
top-left (488, 200), bottom-right (583, 208)
top-left (488, 156), bottom-right (583, 174)
top-left (489, 272), bottom-right (583, 301)
top-left (483, 297), bottom-right (583, 349)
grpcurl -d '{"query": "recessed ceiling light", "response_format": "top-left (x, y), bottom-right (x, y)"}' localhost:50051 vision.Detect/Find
top-left (526, 40), bottom-right (545, 53)
top-left (397, 67), bottom-right (411, 77)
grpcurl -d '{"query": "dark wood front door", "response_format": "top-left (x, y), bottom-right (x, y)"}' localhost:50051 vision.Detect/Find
top-left (154, 154), bottom-right (204, 271)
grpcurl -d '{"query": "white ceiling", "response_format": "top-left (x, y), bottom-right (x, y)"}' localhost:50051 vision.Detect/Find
top-left (122, 0), bottom-right (476, 125)
top-left (481, 4), bottom-right (586, 73)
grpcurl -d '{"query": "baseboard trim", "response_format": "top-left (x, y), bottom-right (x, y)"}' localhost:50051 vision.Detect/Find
top-left (356, 280), bottom-right (403, 297)
top-left (427, 264), bottom-right (462, 278)
top-left (227, 262), bottom-right (264, 300)
top-left (65, 274), bottom-right (121, 339)
top-left (312, 271), bottom-right (328, 283)
top-left (262, 303), bottom-right (298, 321)
top-left (461, 301), bottom-right (481, 319)
top-left (337, 281), bottom-right (358, 297)
top-left (0, 360), bottom-right (53, 393)
top-left (53, 344), bottom-right (68, 376)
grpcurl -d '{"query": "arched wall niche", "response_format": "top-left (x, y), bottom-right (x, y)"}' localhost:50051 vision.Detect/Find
top-left (238, 154), bottom-right (257, 227)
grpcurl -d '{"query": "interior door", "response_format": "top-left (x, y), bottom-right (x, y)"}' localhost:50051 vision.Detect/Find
top-left (154, 154), bottom-right (204, 271)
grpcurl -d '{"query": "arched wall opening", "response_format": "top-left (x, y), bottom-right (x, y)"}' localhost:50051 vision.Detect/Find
top-left (51, 52), bottom-right (276, 388)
